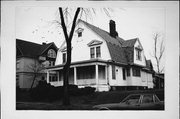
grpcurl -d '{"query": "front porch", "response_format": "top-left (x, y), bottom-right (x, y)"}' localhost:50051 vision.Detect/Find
top-left (47, 63), bottom-right (110, 91)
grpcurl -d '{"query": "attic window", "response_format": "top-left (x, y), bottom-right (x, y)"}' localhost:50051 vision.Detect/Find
top-left (135, 45), bottom-right (142, 51)
top-left (78, 32), bottom-right (82, 37)
top-left (48, 49), bottom-right (56, 58)
top-left (76, 28), bottom-right (84, 37)
top-left (136, 49), bottom-right (142, 61)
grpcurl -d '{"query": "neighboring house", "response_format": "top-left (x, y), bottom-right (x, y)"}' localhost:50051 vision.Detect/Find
top-left (153, 73), bottom-right (164, 89)
top-left (16, 39), bottom-right (58, 89)
top-left (46, 19), bottom-right (154, 91)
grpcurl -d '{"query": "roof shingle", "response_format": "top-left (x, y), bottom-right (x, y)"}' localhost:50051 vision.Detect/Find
top-left (16, 39), bottom-right (56, 58)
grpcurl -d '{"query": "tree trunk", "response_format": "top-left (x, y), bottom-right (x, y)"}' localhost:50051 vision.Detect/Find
top-left (62, 42), bottom-right (71, 105)
top-left (59, 7), bottom-right (80, 105)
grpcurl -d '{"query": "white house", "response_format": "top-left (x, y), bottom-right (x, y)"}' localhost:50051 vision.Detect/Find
top-left (46, 19), bottom-right (154, 91)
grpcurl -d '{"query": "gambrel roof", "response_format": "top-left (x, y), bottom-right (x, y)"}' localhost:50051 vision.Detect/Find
top-left (16, 39), bottom-right (58, 58)
top-left (79, 19), bottom-right (140, 65)
top-left (78, 20), bottom-right (153, 70)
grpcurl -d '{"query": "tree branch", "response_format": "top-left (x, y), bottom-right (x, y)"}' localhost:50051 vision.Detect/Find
top-left (59, 7), bottom-right (69, 42)
top-left (68, 7), bottom-right (81, 41)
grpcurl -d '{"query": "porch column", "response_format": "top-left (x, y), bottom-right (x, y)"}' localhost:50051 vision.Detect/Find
top-left (74, 67), bottom-right (77, 85)
top-left (95, 64), bottom-right (99, 91)
top-left (105, 65), bottom-right (108, 84)
top-left (47, 70), bottom-right (49, 83)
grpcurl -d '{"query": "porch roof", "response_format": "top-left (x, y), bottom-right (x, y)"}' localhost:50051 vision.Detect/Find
top-left (46, 59), bottom-right (127, 70)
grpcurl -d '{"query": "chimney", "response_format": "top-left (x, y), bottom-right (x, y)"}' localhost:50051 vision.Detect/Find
top-left (42, 42), bottom-right (46, 45)
top-left (109, 20), bottom-right (118, 38)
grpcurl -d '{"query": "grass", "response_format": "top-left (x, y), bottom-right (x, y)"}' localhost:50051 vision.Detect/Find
top-left (16, 89), bottom-right (164, 110)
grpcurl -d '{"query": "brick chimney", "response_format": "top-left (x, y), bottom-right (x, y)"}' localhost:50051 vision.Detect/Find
top-left (109, 20), bottom-right (118, 38)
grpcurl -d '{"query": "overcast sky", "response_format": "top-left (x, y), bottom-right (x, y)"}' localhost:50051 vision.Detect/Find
top-left (16, 7), bottom-right (165, 71)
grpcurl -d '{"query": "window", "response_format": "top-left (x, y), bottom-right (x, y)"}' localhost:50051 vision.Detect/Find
top-left (154, 95), bottom-right (160, 102)
top-left (142, 95), bottom-right (154, 104)
top-left (121, 95), bottom-right (140, 105)
top-left (16, 74), bottom-right (19, 87)
top-left (48, 49), bottom-right (56, 58)
top-left (112, 65), bottom-right (116, 79)
top-left (132, 68), bottom-right (141, 77)
top-left (78, 32), bottom-right (82, 37)
top-left (62, 53), bottom-right (66, 63)
top-left (136, 49), bottom-right (142, 61)
top-left (49, 61), bottom-right (54, 66)
top-left (127, 68), bottom-right (130, 76)
top-left (123, 68), bottom-right (126, 80)
top-left (49, 75), bottom-right (58, 82)
top-left (90, 46), bottom-right (101, 59)
top-left (76, 28), bottom-right (84, 37)
top-left (96, 46), bottom-right (101, 58)
top-left (16, 61), bottom-right (20, 70)
top-left (77, 66), bottom-right (95, 79)
top-left (90, 47), bottom-right (95, 58)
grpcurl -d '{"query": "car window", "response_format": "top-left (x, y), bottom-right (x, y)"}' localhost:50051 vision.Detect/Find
top-left (121, 95), bottom-right (140, 105)
top-left (154, 95), bottom-right (160, 102)
top-left (142, 95), bottom-right (154, 104)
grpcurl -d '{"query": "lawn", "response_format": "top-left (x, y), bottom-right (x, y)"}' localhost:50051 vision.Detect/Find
top-left (16, 89), bottom-right (164, 110)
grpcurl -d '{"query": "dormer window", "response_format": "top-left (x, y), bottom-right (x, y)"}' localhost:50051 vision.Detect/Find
top-left (48, 49), bottom-right (56, 58)
top-left (136, 49), bottom-right (142, 61)
top-left (135, 45), bottom-right (142, 61)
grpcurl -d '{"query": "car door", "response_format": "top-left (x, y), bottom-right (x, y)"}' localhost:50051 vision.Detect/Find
top-left (139, 94), bottom-right (157, 110)
top-left (120, 94), bottom-right (141, 110)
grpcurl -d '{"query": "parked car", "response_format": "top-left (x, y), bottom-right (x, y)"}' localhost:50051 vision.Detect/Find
top-left (93, 93), bottom-right (164, 110)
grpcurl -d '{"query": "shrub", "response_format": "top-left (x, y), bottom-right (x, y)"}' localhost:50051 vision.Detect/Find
top-left (30, 81), bottom-right (95, 102)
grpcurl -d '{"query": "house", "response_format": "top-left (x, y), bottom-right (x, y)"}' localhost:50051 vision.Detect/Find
top-left (16, 39), bottom-right (58, 89)
top-left (46, 19), bottom-right (154, 91)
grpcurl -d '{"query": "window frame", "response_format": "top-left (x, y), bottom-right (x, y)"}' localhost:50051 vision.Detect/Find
top-left (78, 32), bottom-right (82, 37)
top-left (48, 49), bottom-right (56, 58)
top-left (90, 46), bottom-right (101, 59)
top-left (136, 49), bottom-right (142, 61)
top-left (90, 47), bottom-right (95, 59)
top-left (76, 28), bottom-right (84, 38)
top-left (123, 68), bottom-right (126, 80)
top-left (112, 65), bottom-right (116, 80)
top-left (62, 52), bottom-right (67, 63)
top-left (96, 46), bottom-right (101, 58)
top-left (126, 68), bottom-right (130, 77)
top-left (132, 68), bottom-right (141, 77)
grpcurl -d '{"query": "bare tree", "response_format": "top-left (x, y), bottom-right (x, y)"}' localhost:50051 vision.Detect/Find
top-left (152, 32), bottom-right (165, 73)
top-left (58, 7), bottom-right (112, 105)
top-left (58, 7), bottom-right (80, 105)
top-left (27, 60), bottom-right (45, 91)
